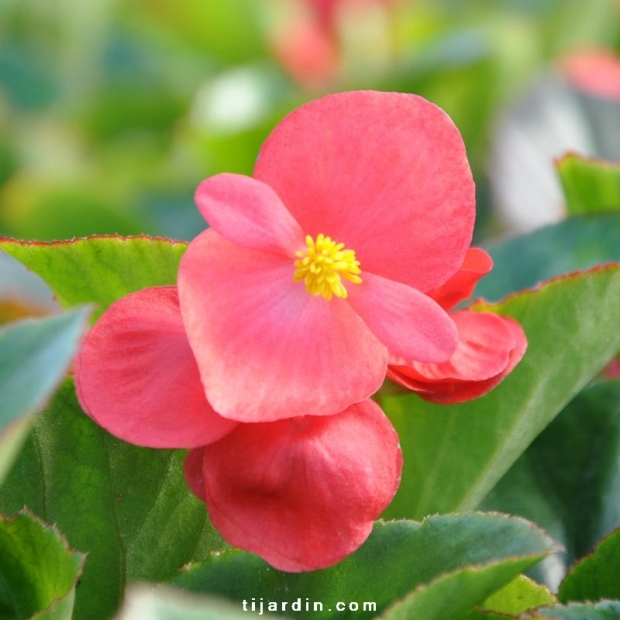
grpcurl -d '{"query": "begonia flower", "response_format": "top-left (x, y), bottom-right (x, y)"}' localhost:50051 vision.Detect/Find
top-left (178, 90), bottom-right (476, 423)
top-left (74, 286), bottom-right (237, 449)
top-left (184, 398), bottom-right (402, 572)
top-left (387, 248), bottom-right (528, 404)
top-left (75, 285), bottom-right (403, 572)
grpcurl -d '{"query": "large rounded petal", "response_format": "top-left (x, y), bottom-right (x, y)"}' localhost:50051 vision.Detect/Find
top-left (387, 311), bottom-right (528, 404)
top-left (178, 230), bottom-right (388, 422)
top-left (254, 90), bottom-right (475, 292)
top-left (195, 173), bottom-right (305, 257)
top-left (74, 287), bottom-right (237, 448)
top-left (201, 399), bottom-right (403, 572)
top-left (346, 272), bottom-right (458, 365)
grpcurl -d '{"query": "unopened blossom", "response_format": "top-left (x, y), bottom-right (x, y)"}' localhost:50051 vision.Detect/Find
top-left (387, 248), bottom-right (528, 404)
top-left (178, 90), bottom-right (476, 423)
top-left (184, 399), bottom-right (402, 572)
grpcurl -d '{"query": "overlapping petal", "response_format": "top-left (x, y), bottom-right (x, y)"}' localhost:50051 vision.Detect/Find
top-left (428, 248), bottom-right (493, 310)
top-left (254, 90), bottom-right (476, 292)
top-left (346, 272), bottom-right (458, 364)
top-left (387, 311), bottom-right (527, 404)
top-left (74, 287), bottom-right (237, 448)
top-left (184, 447), bottom-right (207, 503)
top-left (194, 173), bottom-right (304, 257)
top-left (199, 399), bottom-right (402, 572)
top-left (178, 230), bottom-right (388, 422)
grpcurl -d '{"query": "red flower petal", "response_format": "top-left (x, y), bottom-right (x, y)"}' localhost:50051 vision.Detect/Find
top-left (178, 230), bottom-right (388, 422)
top-left (74, 287), bottom-right (237, 448)
top-left (254, 90), bottom-right (475, 292)
top-left (201, 399), bottom-right (402, 572)
top-left (387, 312), bottom-right (527, 404)
top-left (184, 447), bottom-right (207, 503)
top-left (428, 248), bottom-right (493, 311)
top-left (195, 173), bottom-right (305, 257)
top-left (347, 272), bottom-right (458, 364)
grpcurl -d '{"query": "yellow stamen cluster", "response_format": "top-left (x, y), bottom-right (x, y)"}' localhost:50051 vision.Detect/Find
top-left (293, 234), bottom-right (362, 301)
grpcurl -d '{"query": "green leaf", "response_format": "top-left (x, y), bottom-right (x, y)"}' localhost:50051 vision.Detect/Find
top-left (381, 266), bottom-right (620, 520)
top-left (377, 563), bottom-right (544, 620)
top-left (0, 236), bottom-right (188, 318)
top-left (0, 418), bottom-right (32, 488)
top-left (118, 587), bottom-right (284, 620)
top-left (0, 382), bottom-right (226, 620)
top-left (0, 307), bottom-right (91, 482)
top-left (558, 528), bottom-right (620, 603)
top-left (478, 214), bottom-right (620, 302)
top-left (523, 601), bottom-right (620, 619)
top-left (474, 575), bottom-right (556, 617)
top-left (481, 381), bottom-right (620, 574)
top-left (556, 153), bottom-right (620, 216)
top-left (171, 514), bottom-right (557, 620)
top-left (0, 510), bottom-right (84, 619)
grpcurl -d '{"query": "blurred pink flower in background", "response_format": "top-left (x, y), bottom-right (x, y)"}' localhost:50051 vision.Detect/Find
top-left (489, 48), bottom-right (620, 233)
top-left (270, 0), bottom-right (394, 87)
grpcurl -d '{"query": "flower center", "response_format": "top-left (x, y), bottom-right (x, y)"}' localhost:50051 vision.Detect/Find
top-left (293, 234), bottom-right (362, 301)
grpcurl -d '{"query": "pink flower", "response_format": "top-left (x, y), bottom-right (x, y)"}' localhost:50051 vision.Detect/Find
top-left (178, 91), bottom-right (476, 423)
top-left (560, 50), bottom-right (620, 101)
top-left (74, 91), bottom-right (476, 571)
top-left (184, 399), bottom-right (402, 572)
top-left (75, 285), bottom-right (402, 571)
top-left (387, 248), bottom-right (528, 404)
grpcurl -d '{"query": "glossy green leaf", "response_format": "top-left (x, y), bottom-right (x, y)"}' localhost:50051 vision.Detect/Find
top-left (0, 307), bottom-right (91, 482)
top-left (171, 514), bottom-right (556, 620)
top-left (0, 510), bottom-right (84, 619)
top-left (481, 381), bottom-right (620, 575)
top-left (0, 382), bottom-right (226, 620)
top-left (0, 236), bottom-right (188, 318)
top-left (381, 266), bottom-right (620, 520)
top-left (557, 153), bottom-right (620, 216)
top-left (523, 601), bottom-right (620, 619)
top-left (478, 213), bottom-right (620, 302)
top-left (118, 587), bottom-right (283, 620)
top-left (558, 528), bottom-right (620, 603)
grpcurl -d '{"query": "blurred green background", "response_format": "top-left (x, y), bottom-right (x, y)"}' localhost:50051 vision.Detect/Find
top-left (0, 0), bottom-right (619, 244)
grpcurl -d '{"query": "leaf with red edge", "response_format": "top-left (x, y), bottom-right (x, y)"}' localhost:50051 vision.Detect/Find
top-left (381, 265), bottom-right (620, 520)
top-left (170, 513), bottom-right (557, 620)
top-left (558, 528), bottom-right (620, 603)
top-left (556, 153), bottom-right (620, 216)
top-left (523, 601), bottom-right (620, 619)
top-left (0, 235), bottom-right (188, 319)
top-left (0, 509), bottom-right (84, 619)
